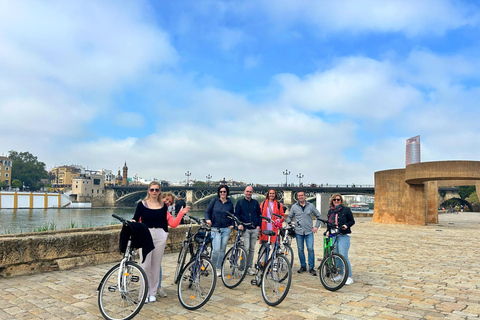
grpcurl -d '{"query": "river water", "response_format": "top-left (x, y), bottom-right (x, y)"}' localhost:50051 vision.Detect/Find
top-left (0, 208), bottom-right (205, 235)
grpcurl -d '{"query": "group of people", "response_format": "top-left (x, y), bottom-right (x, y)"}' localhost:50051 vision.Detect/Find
top-left (132, 182), bottom-right (356, 304)
top-left (206, 185), bottom-right (356, 285)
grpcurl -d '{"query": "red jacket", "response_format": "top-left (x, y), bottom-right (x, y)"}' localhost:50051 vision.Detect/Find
top-left (259, 200), bottom-right (285, 243)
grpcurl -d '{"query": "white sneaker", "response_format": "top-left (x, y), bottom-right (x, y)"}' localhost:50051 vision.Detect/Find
top-left (345, 277), bottom-right (354, 285)
top-left (148, 295), bottom-right (156, 303)
top-left (157, 288), bottom-right (167, 298)
top-left (217, 269), bottom-right (222, 277)
top-left (333, 275), bottom-right (343, 282)
top-left (247, 268), bottom-right (256, 276)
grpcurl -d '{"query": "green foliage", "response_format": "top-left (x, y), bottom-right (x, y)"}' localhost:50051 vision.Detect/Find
top-left (458, 186), bottom-right (475, 199)
top-left (0, 180), bottom-right (7, 189)
top-left (192, 181), bottom-right (207, 187)
top-left (33, 222), bottom-right (56, 232)
top-left (11, 179), bottom-right (22, 189)
top-left (8, 150), bottom-right (48, 191)
top-left (467, 190), bottom-right (479, 204)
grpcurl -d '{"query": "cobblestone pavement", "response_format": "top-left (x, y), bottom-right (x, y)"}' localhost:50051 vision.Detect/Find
top-left (1, 213), bottom-right (480, 320)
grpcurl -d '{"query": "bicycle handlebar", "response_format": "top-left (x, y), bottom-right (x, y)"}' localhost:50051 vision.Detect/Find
top-left (112, 214), bottom-right (129, 226)
top-left (260, 214), bottom-right (283, 228)
top-left (226, 211), bottom-right (253, 227)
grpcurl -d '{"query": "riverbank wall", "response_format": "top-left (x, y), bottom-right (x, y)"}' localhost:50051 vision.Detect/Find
top-left (0, 191), bottom-right (71, 209)
top-left (0, 223), bottom-right (204, 278)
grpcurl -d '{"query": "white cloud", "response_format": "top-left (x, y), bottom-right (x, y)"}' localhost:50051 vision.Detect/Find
top-left (258, 0), bottom-right (479, 36)
top-left (276, 57), bottom-right (422, 120)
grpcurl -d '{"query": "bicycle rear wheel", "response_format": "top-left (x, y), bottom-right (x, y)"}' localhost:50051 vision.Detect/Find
top-left (174, 242), bottom-right (189, 284)
top-left (221, 246), bottom-right (248, 289)
top-left (178, 257), bottom-right (216, 310)
top-left (280, 243), bottom-right (294, 267)
top-left (319, 253), bottom-right (349, 291)
top-left (261, 255), bottom-right (292, 306)
top-left (98, 261), bottom-right (148, 320)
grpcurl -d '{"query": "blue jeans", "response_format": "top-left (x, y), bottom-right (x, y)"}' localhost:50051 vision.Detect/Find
top-left (158, 267), bottom-right (162, 288)
top-left (333, 234), bottom-right (352, 277)
top-left (211, 227), bottom-right (232, 269)
top-left (295, 232), bottom-right (315, 270)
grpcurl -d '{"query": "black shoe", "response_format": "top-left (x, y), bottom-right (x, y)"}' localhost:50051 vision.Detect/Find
top-left (309, 268), bottom-right (317, 276)
top-left (297, 266), bottom-right (307, 273)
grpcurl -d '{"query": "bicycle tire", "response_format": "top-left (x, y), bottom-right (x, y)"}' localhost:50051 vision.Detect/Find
top-left (174, 241), bottom-right (189, 284)
top-left (177, 257), bottom-right (216, 310)
top-left (261, 255), bottom-right (292, 306)
top-left (253, 244), bottom-right (268, 287)
top-left (98, 261), bottom-right (148, 320)
top-left (221, 246), bottom-right (248, 289)
top-left (319, 252), bottom-right (349, 291)
top-left (281, 243), bottom-right (294, 268)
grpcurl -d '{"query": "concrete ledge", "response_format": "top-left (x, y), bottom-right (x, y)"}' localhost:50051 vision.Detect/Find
top-left (0, 223), bottom-right (209, 278)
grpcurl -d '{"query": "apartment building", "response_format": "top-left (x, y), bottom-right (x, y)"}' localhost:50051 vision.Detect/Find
top-left (0, 156), bottom-right (12, 187)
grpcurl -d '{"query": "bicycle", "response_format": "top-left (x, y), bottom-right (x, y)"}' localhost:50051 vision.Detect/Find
top-left (97, 214), bottom-right (148, 320)
top-left (220, 212), bottom-right (250, 289)
top-left (174, 215), bottom-right (198, 285)
top-left (317, 218), bottom-right (349, 291)
top-left (278, 222), bottom-right (295, 267)
top-left (251, 213), bottom-right (292, 306)
top-left (177, 217), bottom-right (216, 310)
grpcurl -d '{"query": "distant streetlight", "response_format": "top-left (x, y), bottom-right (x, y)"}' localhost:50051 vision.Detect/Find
top-left (283, 169), bottom-right (290, 187)
top-left (206, 174), bottom-right (212, 185)
top-left (297, 173), bottom-right (304, 186)
top-left (185, 171), bottom-right (191, 187)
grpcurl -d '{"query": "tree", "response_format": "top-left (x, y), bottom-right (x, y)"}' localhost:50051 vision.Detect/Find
top-left (0, 180), bottom-right (7, 190)
top-left (459, 186), bottom-right (476, 199)
top-left (11, 179), bottom-right (22, 189)
top-left (8, 151), bottom-right (49, 191)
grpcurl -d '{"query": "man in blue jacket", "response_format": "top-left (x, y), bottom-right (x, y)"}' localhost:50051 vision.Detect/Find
top-left (235, 186), bottom-right (261, 275)
top-left (286, 190), bottom-right (322, 276)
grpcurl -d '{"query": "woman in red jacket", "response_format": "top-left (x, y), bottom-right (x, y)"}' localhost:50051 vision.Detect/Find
top-left (259, 188), bottom-right (285, 244)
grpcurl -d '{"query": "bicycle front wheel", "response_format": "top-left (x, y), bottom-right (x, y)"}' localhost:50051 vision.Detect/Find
top-left (319, 252), bottom-right (349, 291)
top-left (178, 257), bottom-right (216, 310)
top-left (98, 261), bottom-right (148, 320)
top-left (174, 241), bottom-right (189, 284)
top-left (221, 246), bottom-right (248, 289)
top-left (261, 255), bottom-right (292, 306)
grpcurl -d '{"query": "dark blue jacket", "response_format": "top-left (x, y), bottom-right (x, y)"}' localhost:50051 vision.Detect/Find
top-left (205, 196), bottom-right (235, 228)
top-left (235, 197), bottom-right (261, 229)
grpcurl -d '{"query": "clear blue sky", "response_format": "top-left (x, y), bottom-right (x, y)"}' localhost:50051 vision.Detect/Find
top-left (2, 0), bottom-right (480, 185)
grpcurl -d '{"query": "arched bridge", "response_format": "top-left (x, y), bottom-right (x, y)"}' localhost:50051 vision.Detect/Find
top-left (106, 185), bottom-right (375, 210)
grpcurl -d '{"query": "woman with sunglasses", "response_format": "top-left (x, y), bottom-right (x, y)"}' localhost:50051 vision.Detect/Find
top-left (132, 181), bottom-right (190, 303)
top-left (205, 184), bottom-right (234, 277)
top-left (326, 193), bottom-right (355, 285)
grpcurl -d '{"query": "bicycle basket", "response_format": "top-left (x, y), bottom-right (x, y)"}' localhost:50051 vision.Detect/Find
top-left (194, 229), bottom-right (212, 244)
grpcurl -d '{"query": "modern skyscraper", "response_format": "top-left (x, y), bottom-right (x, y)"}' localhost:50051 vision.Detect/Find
top-left (406, 135), bottom-right (420, 166)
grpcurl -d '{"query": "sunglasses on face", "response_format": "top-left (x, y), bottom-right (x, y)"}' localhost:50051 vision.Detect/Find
top-left (150, 188), bottom-right (160, 192)
top-left (219, 190), bottom-right (227, 193)
top-left (333, 198), bottom-right (341, 201)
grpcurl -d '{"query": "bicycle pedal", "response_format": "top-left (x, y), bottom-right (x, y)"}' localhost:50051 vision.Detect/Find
top-left (250, 279), bottom-right (257, 285)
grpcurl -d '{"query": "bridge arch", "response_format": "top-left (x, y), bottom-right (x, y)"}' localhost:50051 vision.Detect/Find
top-left (374, 160), bottom-right (480, 225)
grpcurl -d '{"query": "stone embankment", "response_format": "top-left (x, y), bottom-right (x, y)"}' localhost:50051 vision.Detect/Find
top-left (0, 223), bottom-right (201, 278)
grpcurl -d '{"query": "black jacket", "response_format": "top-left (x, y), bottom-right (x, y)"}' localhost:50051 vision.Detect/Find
top-left (327, 206), bottom-right (355, 235)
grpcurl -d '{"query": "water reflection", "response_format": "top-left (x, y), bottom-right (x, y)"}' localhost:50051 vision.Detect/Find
top-left (0, 208), bottom-right (204, 235)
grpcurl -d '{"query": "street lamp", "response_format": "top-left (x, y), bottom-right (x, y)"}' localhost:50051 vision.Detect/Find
top-left (297, 173), bottom-right (304, 186)
top-left (283, 169), bottom-right (290, 187)
top-left (206, 174), bottom-right (212, 186)
top-left (185, 171), bottom-right (191, 187)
